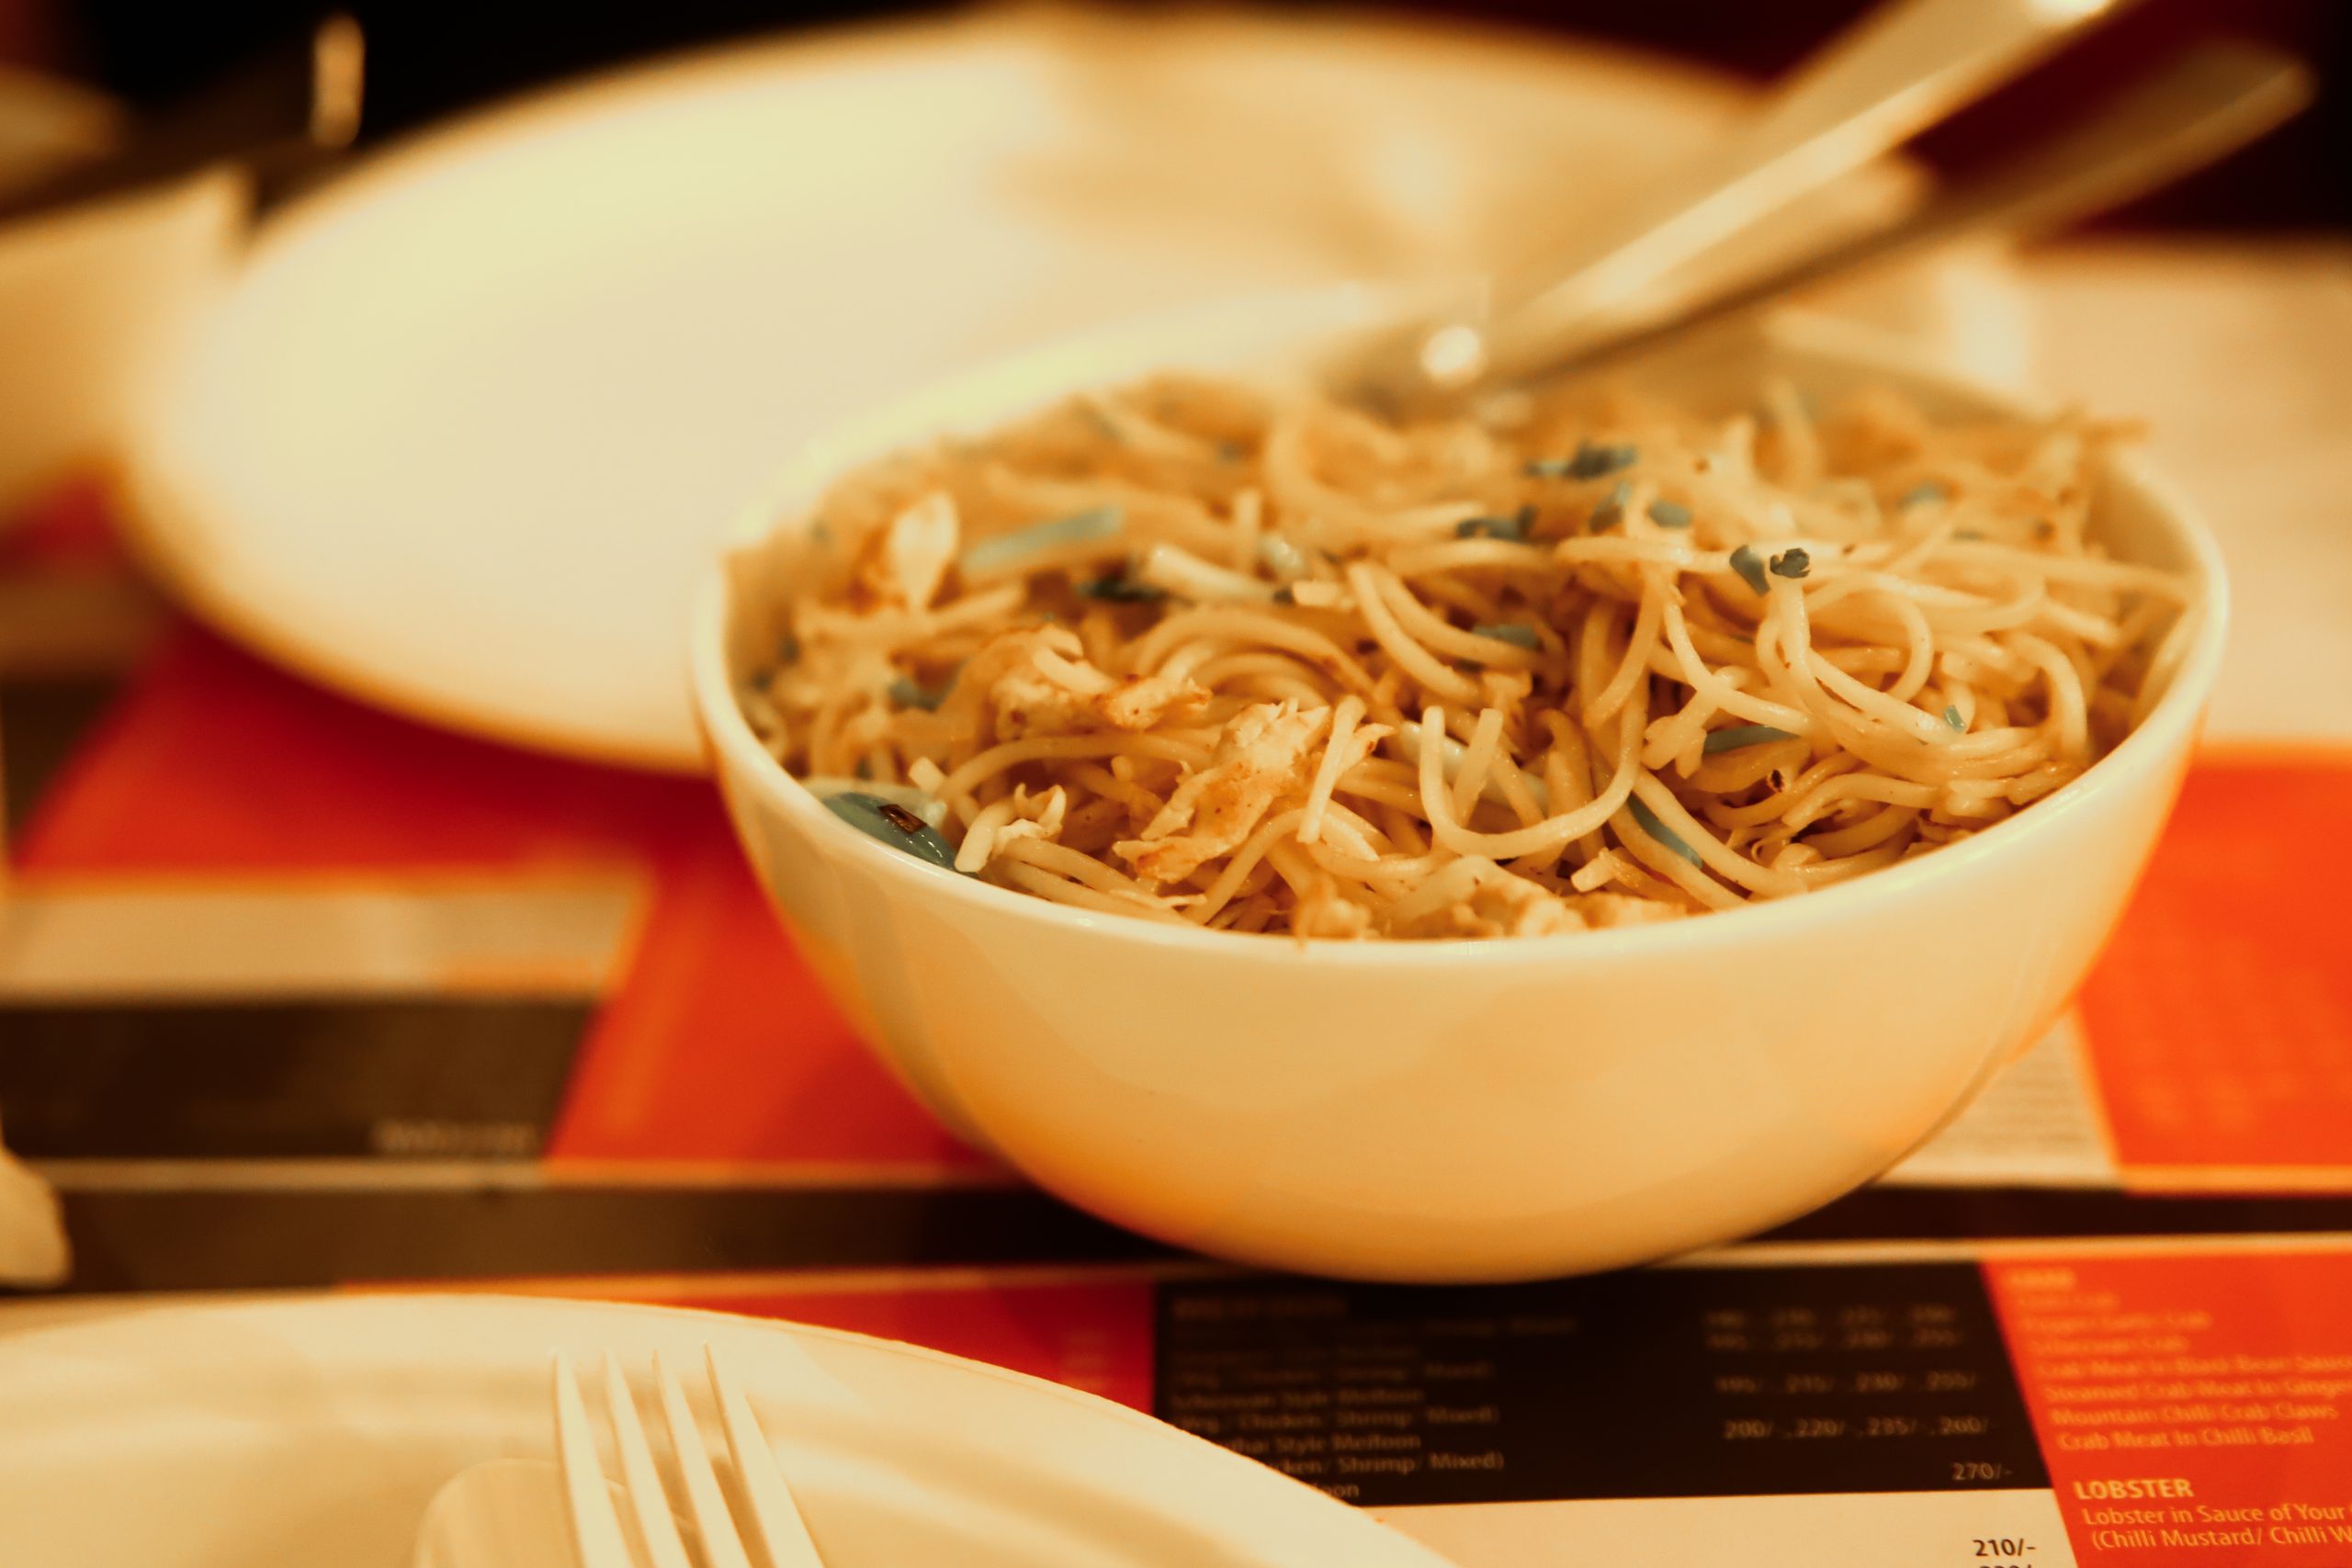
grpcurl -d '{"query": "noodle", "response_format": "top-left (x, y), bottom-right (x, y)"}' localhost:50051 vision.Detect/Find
top-left (747, 370), bottom-right (2185, 940)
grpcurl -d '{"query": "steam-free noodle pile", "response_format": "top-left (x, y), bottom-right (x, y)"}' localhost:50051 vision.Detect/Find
top-left (742, 373), bottom-right (2190, 939)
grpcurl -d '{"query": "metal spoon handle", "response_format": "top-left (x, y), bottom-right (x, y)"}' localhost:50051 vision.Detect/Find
top-left (1392, 0), bottom-right (2139, 400)
top-left (1542, 39), bottom-right (2313, 379)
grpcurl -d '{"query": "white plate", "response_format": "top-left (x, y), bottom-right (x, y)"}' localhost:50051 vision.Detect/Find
top-left (0, 1292), bottom-right (1453, 1567)
top-left (124, 6), bottom-right (2026, 771)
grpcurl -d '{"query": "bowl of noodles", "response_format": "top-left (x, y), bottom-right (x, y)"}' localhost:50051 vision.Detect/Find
top-left (689, 284), bottom-right (2223, 1282)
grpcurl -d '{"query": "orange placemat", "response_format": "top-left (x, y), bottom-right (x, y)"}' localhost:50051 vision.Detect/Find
top-left (8, 479), bottom-right (2352, 1299)
top-left (2077, 754), bottom-right (2352, 1188)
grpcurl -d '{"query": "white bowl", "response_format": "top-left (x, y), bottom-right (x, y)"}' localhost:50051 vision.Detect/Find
top-left (689, 288), bottom-right (2226, 1283)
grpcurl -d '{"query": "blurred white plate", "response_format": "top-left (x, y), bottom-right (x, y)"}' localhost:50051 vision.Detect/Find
top-left (124, 5), bottom-right (2027, 771)
top-left (0, 1292), bottom-right (1452, 1567)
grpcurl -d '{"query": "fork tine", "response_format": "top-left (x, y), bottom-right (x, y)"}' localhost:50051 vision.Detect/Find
top-left (604, 1352), bottom-right (695, 1568)
top-left (654, 1350), bottom-right (754, 1568)
top-left (551, 1351), bottom-right (636, 1568)
top-left (706, 1344), bottom-right (828, 1567)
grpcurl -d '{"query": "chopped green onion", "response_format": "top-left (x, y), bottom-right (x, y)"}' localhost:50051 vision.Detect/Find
top-left (1473, 623), bottom-right (1542, 650)
top-left (777, 631), bottom-right (801, 666)
top-left (1577, 440), bottom-right (1639, 478)
top-left (1646, 499), bottom-right (1692, 528)
top-left (1943, 705), bottom-right (1965, 732)
top-left (1900, 480), bottom-right (1949, 508)
top-left (957, 504), bottom-right (1124, 577)
top-left (1215, 439), bottom-right (1246, 463)
top-left (1729, 544), bottom-right (1770, 596)
top-left (1702, 724), bottom-right (1799, 755)
top-left (1954, 527), bottom-right (1985, 542)
top-left (1528, 439), bottom-right (1637, 480)
top-left (820, 791), bottom-right (962, 871)
top-left (1589, 479), bottom-right (1633, 530)
top-left (887, 674), bottom-right (951, 711)
top-left (1628, 795), bottom-right (1703, 868)
top-left (1769, 547), bottom-right (1812, 581)
top-left (1456, 504), bottom-right (1534, 541)
top-left (1076, 571), bottom-right (1166, 603)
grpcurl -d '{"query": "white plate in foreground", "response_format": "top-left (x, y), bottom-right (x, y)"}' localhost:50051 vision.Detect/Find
top-left (0, 1292), bottom-right (1452, 1567)
top-left (122, 6), bottom-right (2023, 772)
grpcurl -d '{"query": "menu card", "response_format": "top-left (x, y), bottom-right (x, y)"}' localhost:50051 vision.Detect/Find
top-left (509, 1237), bottom-right (2352, 1568)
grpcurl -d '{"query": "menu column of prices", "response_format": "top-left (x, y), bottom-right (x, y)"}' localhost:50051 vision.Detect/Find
top-left (1156, 1264), bottom-right (2067, 1568)
top-left (1988, 1250), bottom-right (2352, 1566)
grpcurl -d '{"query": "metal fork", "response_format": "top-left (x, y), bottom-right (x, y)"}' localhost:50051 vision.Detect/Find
top-left (552, 1347), bottom-right (827, 1568)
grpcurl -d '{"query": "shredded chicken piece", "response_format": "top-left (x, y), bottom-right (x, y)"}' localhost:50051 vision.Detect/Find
top-left (770, 585), bottom-right (907, 720)
top-left (1321, 717), bottom-right (1394, 789)
top-left (996, 784), bottom-right (1068, 847)
top-left (1292, 874), bottom-right (1374, 941)
top-left (942, 626), bottom-right (1209, 743)
top-left (855, 491), bottom-right (959, 609)
top-left (1094, 671), bottom-right (1214, 730)
top-left (1118, 702), bottom-right (1327, 885)
top-left (956, 784), bottom-right (1071, 872)
top-left (1573, 893), bottom-right (1685, 929)
top-left (1439, 872), bottom-right (1584, 939)
top-left (934, 626), bottom-right (1067, 737)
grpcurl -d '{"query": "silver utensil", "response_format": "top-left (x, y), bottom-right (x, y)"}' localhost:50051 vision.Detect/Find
top-left (554, 1347), bottom-right (828, 1568)
top-left (1344, 0), bottom-right (2146, 408)
top-left (412, 1347), bottom-right (828, 1567)
top-left (1513, 39), bottom-right (2314, 383)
